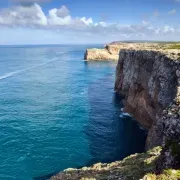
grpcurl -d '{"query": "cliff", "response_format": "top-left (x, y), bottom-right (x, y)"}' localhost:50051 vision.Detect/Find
top-left (84, 45), bottom-right (120, 61)
top-left (115, 48), bottom-right (180, 171)
top-left (84, 42), bottom-right (180, 61)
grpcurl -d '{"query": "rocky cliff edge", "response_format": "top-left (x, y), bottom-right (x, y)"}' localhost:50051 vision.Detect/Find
top-left (84, 42), bottom-right (180, 61)
top-left (115, 48), bottom-right (180, 173)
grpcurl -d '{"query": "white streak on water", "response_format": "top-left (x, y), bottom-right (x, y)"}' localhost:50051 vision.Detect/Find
top-left (0, 58), bottom-right (59, 81)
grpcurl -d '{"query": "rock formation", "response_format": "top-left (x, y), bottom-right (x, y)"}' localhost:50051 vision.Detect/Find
top-left (114, 47), bottom-right (180, 173)
top-left (84, 42), bottom-right (180, 61)
top-left (84, 45), bottom-right (120, 61)
top-left (115, 49), bottom-right (180, 146)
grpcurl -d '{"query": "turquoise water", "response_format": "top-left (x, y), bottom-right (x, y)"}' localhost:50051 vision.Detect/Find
top-left (0, 45), bottom-right (147, 180)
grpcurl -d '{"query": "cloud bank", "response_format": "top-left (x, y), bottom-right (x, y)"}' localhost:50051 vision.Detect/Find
top-left (0, 3), bottom-right (179, 42)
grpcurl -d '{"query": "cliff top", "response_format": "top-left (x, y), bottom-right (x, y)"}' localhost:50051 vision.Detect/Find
top-left (120, 48), bottom-right (180, 61)
top-left (85, 42), bottom-right (180, 61)
top-left (108, 42), bottom-right (180, 61)
top-left (106, 42), bottom-right (180, 49)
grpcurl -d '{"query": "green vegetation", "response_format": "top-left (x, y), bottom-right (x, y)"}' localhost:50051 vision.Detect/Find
top-left (146, 169), bottom-right (180, 180)
top-left (166, 44), bottom-right (180, 49)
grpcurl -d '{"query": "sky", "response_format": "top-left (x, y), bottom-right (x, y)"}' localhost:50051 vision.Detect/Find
top-left (0, 0), bottom-right (180, 44)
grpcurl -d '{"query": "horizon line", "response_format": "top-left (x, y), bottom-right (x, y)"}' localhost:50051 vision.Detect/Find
top-left (0, 40), bottom-right (180, 46)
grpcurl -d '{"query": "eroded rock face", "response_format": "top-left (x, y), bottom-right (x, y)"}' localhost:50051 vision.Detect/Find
top-left (84, 43), bottom-right (180, 61)
top-left (114, 48), bottom-right (180, 150)
top-left (84, 47), bottom-right (119, 61)
top-left (115, 48), bottom-right (180, 172)
top-left (84, 45), bottom-right (120, 61)
top-left (155, 87), bottom-right (180, 172)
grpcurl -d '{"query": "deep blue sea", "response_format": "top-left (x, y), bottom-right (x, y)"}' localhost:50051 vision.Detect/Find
top-left (0, 45), bottom-right (147, 180)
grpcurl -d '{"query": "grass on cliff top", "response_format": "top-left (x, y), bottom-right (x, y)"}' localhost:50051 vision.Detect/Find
top-left (146, 169), bottom-right (180, 180)
top-left (118, 147), bottom-right (162, 179)
top-left (166, 44), bottom-right (180, 49)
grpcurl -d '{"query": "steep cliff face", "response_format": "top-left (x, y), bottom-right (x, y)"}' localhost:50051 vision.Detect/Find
top-left (115, 49), bottom-right (180, 149)
top-left (115, 49), bottom-right (180, 171)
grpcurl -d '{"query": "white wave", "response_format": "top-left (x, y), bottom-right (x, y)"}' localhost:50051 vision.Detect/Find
top-left (0, 58), bottom-right (59, 81)
top-left (119, 112), bottom-right (132, 118)
top-left (0, 70), bottom-right (24, 80)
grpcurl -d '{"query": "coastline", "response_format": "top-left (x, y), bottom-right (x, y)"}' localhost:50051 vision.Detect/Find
top-left (51, 42), bottom-right (180, 179)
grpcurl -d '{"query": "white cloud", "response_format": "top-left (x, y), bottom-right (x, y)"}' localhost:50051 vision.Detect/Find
top-left (47, 6), bottom-right (93, 28)
top-left (80, 17), bottom-right (93, 26)
top-left (163, 25), bottom-right (175, 33)
top-left (50, 5), bottom-right (69, 18)
top-left (142, 20), bottom-right (149, 25)
top-left (48, 8), bottom-right (72, 26)
top-left (168, 9), bottom-right (176, 15)
top-left (0, 3), bottom-right (47, 26)
top-left (0, 3), bottom-right (180, 42)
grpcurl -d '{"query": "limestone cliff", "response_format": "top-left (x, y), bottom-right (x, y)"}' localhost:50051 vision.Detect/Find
top-left (84, 45), bottom-right (120, 61)
top-left (84, 42), bottom-right (180, 61)
top-left (115, 49), bottom-right (180, 147)
top-left (115, 48), bottom-right (180, 171)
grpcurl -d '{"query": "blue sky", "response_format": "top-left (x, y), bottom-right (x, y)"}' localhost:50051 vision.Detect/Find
top-left (0, 0), bottom-right (179, 44)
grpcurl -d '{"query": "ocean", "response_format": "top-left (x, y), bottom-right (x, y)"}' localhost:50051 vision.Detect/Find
top-left (0, 45), bottom-right (147, 180)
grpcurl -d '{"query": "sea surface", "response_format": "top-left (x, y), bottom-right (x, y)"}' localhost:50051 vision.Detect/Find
top-left (0, 45), bottom-right (147, 180)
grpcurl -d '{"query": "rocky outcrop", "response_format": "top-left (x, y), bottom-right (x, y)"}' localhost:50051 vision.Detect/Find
top-left (84, 45), bottom-right (120, 61)
top-left (115, 47), bottom-right (180, 172)
top-left (84, 42), bottom-right (180, 61)
top-left (114, 48), bottom-right (180, 148)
